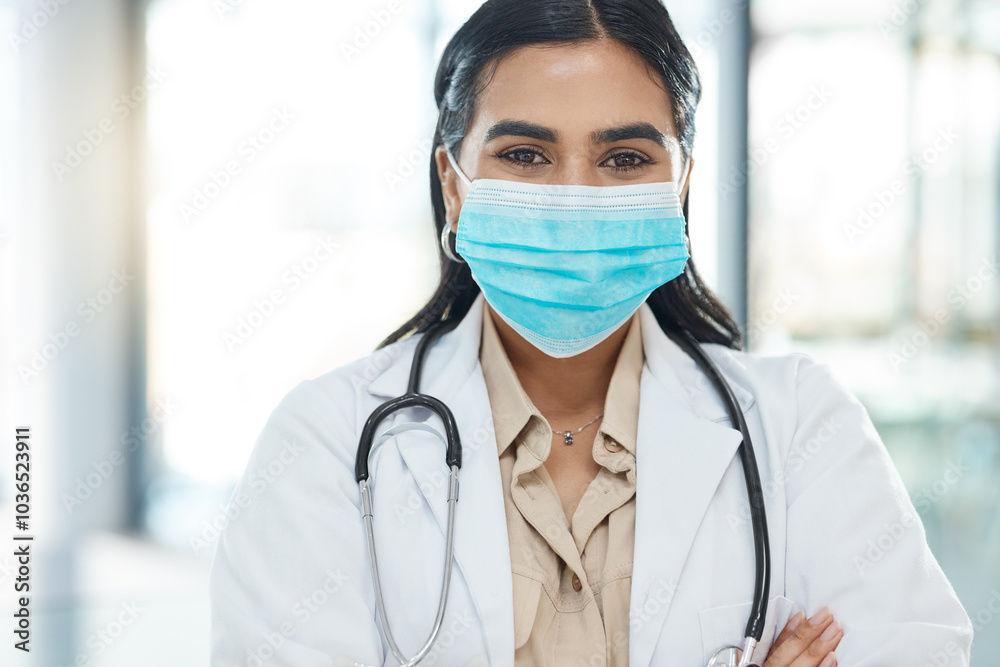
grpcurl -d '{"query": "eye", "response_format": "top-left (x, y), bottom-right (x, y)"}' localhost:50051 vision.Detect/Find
top-left (495, 146), bottom-right (549, 170)
top-left (601, 150), bottom-right (653, 174)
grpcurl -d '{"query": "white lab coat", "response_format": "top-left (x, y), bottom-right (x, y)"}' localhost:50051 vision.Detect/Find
top-left (209, 292), bottom-right (973, 667)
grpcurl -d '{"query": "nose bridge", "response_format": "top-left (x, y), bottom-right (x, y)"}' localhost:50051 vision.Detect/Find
top-left (553, 152), bottom-right (602, 187)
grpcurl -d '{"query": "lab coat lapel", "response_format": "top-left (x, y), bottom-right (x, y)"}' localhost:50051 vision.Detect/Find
top-left (628, 304), bottom-right (748, 667)
top-left (365, 294), bottom-right (515, 665)
top-left (364, 295), bottom-right (754, 666)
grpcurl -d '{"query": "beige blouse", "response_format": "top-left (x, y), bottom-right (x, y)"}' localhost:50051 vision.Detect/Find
top-left (478, 303), bottom-right (644, 666)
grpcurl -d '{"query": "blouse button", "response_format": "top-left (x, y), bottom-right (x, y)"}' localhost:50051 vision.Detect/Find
top-left (604, 440), bottom-right (622, 453)
top-left (572, 573), bottom-right (582, 592)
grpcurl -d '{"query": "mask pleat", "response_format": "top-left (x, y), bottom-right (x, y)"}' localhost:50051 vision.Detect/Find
top-left (454, 177), bottom-right (691, 356)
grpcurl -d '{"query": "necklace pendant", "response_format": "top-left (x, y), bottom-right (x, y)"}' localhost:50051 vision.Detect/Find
top-left (563, 431), bottom-right (573, 445)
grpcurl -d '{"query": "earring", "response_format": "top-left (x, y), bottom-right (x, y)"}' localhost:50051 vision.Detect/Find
top-left (440, 221), bottom-right (465, 263)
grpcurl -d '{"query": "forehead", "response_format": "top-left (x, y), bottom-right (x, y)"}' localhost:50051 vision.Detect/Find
top-left (469, 39), bottom-right (678, 140)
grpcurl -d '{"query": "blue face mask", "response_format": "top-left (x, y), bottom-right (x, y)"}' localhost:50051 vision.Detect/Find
top-left (446, 148), bottom-right (690, 358)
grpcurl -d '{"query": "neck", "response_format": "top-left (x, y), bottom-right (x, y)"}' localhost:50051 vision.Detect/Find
top-left (486, 303), bottom-right (631, 423)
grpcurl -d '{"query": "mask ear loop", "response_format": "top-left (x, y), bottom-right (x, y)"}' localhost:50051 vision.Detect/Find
top-left (441, 147), bottom-right (472, 264)
top-left (445, 147), bottom-right (473, 188)
top-left (675, 156), bottom-right (692, 204)
top-left (677, 156), bottom-right (692, 260)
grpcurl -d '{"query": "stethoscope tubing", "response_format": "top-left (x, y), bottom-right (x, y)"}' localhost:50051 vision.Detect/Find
top-left (663, 324), bottom-right (772, 650)
top-left (359, 465), bottom-right (460, 666)
top-left (355, 316), bottom-right (771, 666)
top-left (356, 319), bottom-right (463, 482)
top-left (356, 318), bottom-right (464, 666)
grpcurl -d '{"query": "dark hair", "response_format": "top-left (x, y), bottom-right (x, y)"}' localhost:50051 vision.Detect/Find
top-left (377, 0), bottom-right (743, 351)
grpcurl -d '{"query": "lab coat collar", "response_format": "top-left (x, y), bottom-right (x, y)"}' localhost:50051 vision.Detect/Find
top-left (366, 294), bottom-right (485, 402)
top-left (365, 292), bottom-right (755, 666)
top-left (366, 292), bottom-right (755, 420)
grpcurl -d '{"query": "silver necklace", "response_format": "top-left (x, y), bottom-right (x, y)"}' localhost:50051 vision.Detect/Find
top-left (551, 413), bottom-right (604, 445)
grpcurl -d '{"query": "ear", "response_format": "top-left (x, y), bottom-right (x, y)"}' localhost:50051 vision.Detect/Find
top-left (678, 153), bottom-right (694, 208)
top-left (435, 145), bottom-right (464, 233)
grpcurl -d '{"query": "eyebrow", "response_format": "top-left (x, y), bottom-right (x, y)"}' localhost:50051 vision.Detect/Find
top-left (484, 120), bottom-right (557, 143)
top-left (483, 119), bottom-right (667, 148)
top-left (591, 122), bottom-right (667, 147)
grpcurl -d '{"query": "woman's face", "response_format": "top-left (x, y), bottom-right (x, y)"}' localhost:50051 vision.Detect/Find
top-left (436, 38), bottom-right (693, 225)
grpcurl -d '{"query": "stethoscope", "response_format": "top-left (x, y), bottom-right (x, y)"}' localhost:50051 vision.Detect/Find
top-left (355, 316), bottom-right (771, 667)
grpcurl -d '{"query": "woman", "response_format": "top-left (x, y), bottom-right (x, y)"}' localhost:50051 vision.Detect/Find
top-left (209, 1), bottom-right (973, 665)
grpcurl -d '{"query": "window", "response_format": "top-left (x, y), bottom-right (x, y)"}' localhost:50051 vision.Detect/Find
top-left (749, 0), bottom-right (1000, 658)
top-left (142, 0), bottom-right (735, 555)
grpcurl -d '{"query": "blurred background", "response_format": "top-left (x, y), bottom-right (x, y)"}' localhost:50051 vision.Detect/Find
top-left (0, 0), bottom-right (997, 664)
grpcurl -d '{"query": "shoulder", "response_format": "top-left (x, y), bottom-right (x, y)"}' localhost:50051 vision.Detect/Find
top-left (705, 343), bottom-right (854, 399)
top-left (254, 335), bottom-right (423, 463)
top-left (699, 343), bottom-right (868, 430)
